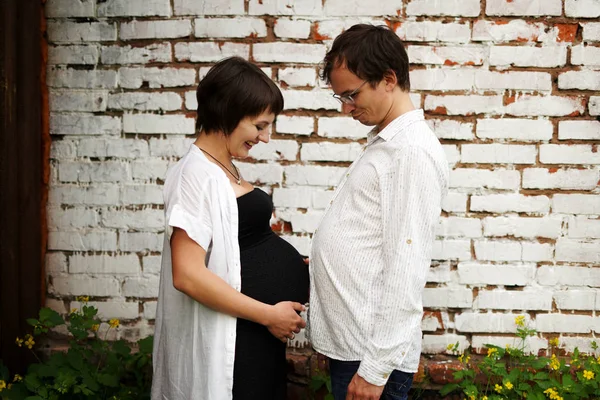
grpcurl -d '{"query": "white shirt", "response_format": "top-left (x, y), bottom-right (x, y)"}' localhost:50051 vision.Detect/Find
top-left (308, 109), bottom-right (449, 386)
top-left (152, 145), bottom-right (241, 400)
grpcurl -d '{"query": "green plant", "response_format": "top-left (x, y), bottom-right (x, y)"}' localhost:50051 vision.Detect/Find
top-left (441, 315), bottom-right (600, 400)
top-left (0, 297), bottom-right (153, 400)
top-left (309, 367), bottom-right (333, 400)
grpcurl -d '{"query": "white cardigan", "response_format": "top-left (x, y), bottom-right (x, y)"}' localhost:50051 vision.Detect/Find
top-left (152, 144), bottom-right (241, 400)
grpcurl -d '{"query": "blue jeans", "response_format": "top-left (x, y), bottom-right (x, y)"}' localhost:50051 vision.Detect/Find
top-left (329, 359), bottom-right (414, 400)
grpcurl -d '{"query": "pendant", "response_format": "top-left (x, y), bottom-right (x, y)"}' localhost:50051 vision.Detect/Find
top-left (237, 179), bottom-right (241, 185)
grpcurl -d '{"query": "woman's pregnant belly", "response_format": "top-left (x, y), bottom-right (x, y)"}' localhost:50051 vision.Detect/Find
top-left (239, 233), bottom-right (309, 305)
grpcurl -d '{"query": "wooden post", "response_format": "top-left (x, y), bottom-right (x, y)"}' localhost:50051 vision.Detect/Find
top-left (0, 0), bottom-right (45, 373)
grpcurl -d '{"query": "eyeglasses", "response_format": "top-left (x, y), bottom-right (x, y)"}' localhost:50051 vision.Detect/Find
top-left (332, 81), bottom-right (368, 105)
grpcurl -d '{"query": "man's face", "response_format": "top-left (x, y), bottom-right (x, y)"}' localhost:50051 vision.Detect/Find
top-left (329, 64), bottom-right (387, 127)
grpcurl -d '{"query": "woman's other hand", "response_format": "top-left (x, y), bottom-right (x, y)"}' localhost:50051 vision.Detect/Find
top-left (265, 301), bottom-right (306, 343)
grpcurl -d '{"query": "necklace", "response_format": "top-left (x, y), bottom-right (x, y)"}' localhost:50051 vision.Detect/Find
top-left (198, 147), bottom-right (242, 185)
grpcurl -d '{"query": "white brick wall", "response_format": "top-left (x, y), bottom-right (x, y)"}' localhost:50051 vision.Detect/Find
top-left (44, 0), bottom-right (600, 351)
top-left (476, 118), bottom-right (553, 141)
top-left (120, 20), bottom-right (192, 40)
top-left (406, 0), bottom-right (480, 16)
top-left (194, 17), bottom-right (267, 38)
top-left (489, 46), bottom-right (567, 68)
top-left (486, 0), bottom-right (562, 16)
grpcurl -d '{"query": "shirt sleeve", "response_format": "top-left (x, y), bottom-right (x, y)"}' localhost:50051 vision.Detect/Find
top-left (165, 167), bottom-right (214, 251)
top-left (357, 145), bottom-right (443, 386)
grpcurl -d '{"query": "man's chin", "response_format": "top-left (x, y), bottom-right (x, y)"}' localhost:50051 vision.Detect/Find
top-left (355, 117), bottom-right (376, 127)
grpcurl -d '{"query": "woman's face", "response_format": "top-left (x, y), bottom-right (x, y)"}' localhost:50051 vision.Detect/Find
top-left (227, 110), bottom-right (275, 158)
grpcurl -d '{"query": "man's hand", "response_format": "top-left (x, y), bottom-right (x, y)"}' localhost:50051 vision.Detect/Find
top-left (346, 373), bottom-right (384, 400)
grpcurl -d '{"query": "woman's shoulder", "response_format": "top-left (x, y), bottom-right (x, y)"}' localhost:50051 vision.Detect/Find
top-left (165, 147), bottom-right (224, 194)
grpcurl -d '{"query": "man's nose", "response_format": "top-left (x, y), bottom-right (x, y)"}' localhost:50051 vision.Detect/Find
top-left (341, 103), bottom-right (356, 114)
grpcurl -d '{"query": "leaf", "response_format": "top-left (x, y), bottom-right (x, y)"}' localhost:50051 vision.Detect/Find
top-left (112, 340), bottom-right (131, 356)
top-left (517, 382), bottom-right (531, 391)
top-left (39, 308), bottom-right (64, 327)
top-left (324, 394), bottom-right (335, 400)
top-left (67, 349), bottom-right (84, 370)
top-left (308, 378), bottom-right (324, 391)
top-left (527, 392), bottom-right (545, 400)
top-left (531, 358), bottom-right (548, 369)
top-left (23, 373), bottom-right (42, 392)
top-left (36, 364), bottom-right (58, 378)
top-left (533, 371), bottom-right (549, 380)
top-left (82, 305), bottom-right (98, 318)
top-left (563, 374), bottom-right (575, 388)
top-left (24, 397), bottom-right (44, 400)
top-left (27, 318), bottom-right (40, 327)
top-left (138, 336), bottom-right (154, 354)
top-left (77, 384), bottom-right (94, 396)
top-left (440, 383), bottom-right (460, 396)
top-left (97, 373), bottom-right (119, 387)
top-left (81, 371), bottom-right (100, 392)
top-left (0, 360), bottom-right (9, 380)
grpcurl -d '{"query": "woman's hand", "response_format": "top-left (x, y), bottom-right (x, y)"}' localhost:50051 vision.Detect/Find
top-left (265, 301), bottom-right (306, 342)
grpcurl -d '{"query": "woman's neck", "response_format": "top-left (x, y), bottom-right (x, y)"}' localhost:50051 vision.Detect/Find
top-left (194, 132), bottom-right (232, 164)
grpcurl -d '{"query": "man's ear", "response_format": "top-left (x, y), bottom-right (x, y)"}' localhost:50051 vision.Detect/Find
top-left (383, 69), bottom-right (398, 91)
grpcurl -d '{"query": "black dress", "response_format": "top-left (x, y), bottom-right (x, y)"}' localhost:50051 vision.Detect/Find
top-left (232, 188), bottom-right (310, 400)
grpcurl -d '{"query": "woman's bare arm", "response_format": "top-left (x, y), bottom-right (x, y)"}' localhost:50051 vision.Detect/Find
top-left (170, 227), bottom-right (306, 342)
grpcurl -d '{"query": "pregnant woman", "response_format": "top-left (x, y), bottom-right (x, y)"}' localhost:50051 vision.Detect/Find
top-left (152, 57), bottom-right (309, 400)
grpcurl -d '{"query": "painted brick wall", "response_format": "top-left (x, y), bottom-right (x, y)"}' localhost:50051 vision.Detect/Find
top-left (45, 0), bottom-right (600, 355)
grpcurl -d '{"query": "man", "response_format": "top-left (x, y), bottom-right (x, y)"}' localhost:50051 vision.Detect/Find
top-left (308, 24), bottom-right (449, 400)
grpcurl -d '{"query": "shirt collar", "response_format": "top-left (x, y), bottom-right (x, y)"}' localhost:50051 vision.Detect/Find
top-left (367, 109), bottom-right (425, 145)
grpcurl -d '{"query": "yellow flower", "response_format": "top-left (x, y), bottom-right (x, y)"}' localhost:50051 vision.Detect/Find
top-left (465, 356), bottom-right (470, 364)
top-left (515, 315), bottom-right (526, 326)
top-left (458, 354), bottom-right (464, 362)
top-left (583, 370), bottom-right (595, 380)
top-left (0, 380), bottom-right (5, 391)
top-left (109, 318), bottom-right (120, 328)
top-left (70, 308), bottom-right (78, 314)
top-left (446, 343), bottom-right (454, 351)
top-left (549, 354), bottom-right (560, 370)
top-left (15, 337), bottom-right (23, 347)
top-left (544, 388), bottom-right (563, 400)
top-left (7, 383), bottom-right (11, 390)
top-left (487, 347), bottom-right (498, 357)
top-left (25, 336), bottom-right (35, 349)
top-left (505, 381), bottom-right (513, 390)
top-left (76, 296), bottom-right (89, 302)
top-left (13, 374), bottom-right (22, 382)
top-left (91, 324), bottom-right (100, 332)
top-left (469, 395), bottom-right (475, 400)
top-left (482, 397), bottom-right (488, 400)
top-left (549, 338), bottom-right (560, 347)
top-left (494, 384), bottom-right (503, 393)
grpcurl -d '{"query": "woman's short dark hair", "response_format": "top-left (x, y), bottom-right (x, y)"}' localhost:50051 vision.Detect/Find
top-left (320, 24), bottom-right (410, 91)
top-left (196, 57), bottom-right (284, 135)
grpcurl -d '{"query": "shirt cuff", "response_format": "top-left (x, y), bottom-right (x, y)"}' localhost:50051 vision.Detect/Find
top-left (357, 358), bottom-right (394, 387)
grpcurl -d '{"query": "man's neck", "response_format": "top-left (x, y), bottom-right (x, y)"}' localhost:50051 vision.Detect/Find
top-left (378, 92), bottom-right (416, 131)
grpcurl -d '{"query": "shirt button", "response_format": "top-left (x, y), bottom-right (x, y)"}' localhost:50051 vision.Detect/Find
top-left (406, 239), bottom-right (412, 244)
top-left (383, 373), bottom-right (389, 379)
top-left (346, 173), bottom-right (350, 177)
